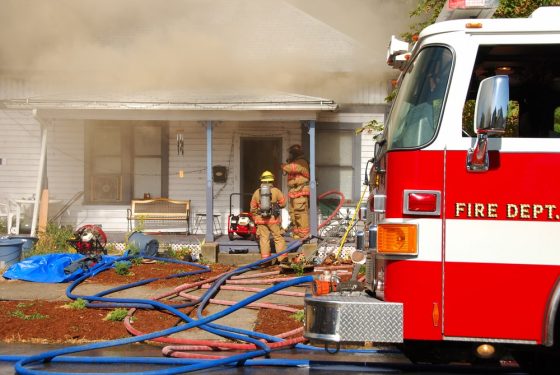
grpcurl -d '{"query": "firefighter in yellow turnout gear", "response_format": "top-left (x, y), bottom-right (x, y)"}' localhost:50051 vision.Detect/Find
top-left (250, 171), bottom-right (287, 263)
top-left (282, 144), bottom-right (310, 239)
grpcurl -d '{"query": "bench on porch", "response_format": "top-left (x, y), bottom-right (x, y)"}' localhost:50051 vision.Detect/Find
top-left (127, 198), bottom-right (191, 234)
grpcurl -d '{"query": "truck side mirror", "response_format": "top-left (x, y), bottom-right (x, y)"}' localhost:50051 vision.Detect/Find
top-left (466, 75), bottom-right (509, 172)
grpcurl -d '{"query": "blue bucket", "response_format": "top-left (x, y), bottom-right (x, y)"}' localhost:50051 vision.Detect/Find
top-left (127, 231), bottom-right (159, 257)
top-left (0, 239), bottom-right (25, 268)
top-left (8, 236), bottom-right (39, 254)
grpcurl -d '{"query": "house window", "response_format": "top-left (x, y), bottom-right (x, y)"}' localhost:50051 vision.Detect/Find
top-left (316, 127), bottom-right (359, 202)
top-left (85, 121), bottom-right (168, 204)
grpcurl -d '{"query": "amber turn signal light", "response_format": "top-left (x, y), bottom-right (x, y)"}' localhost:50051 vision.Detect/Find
top-left (377, 223), bottom-right (418, 255)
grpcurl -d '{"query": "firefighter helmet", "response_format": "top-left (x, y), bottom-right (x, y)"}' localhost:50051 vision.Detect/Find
top-left (260, 170), bottom-right (275, 182)
top-left (288, 144), bottom-right (303, 155)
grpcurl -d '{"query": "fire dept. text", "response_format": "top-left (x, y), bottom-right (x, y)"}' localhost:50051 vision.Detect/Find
top-left (455, 203), bottom-right (559, 220)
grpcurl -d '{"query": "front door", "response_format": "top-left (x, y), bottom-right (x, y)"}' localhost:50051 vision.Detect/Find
top-left (240, 137), bottom-right (283, 211)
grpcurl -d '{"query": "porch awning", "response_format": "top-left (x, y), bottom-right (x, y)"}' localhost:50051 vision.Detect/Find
top-left (1, 90), bottom-right (338, 121)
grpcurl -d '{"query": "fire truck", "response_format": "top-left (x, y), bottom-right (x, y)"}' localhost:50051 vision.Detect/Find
top-left (304, 0), bottom-right (560, 371)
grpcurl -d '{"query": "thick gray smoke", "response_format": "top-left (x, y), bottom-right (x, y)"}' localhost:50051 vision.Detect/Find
top-left (0, 0), bottom-right (417, 102)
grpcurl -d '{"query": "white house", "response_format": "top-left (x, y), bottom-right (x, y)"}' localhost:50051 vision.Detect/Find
top-left (0, 0), bottom-right (416, 242)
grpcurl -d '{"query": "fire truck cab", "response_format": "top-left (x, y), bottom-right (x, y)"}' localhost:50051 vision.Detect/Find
top-left (305, 1), bottom-right (560, 370)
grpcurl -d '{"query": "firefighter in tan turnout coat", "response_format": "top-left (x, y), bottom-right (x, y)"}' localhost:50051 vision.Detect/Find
top-left (250, 171), bottom-right (287, 262)
top-left (281, 144), bottom-right (310, 239)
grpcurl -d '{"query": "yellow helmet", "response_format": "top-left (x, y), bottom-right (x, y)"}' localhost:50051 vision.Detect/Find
top-left (260, 170), bottom-right (274, 182)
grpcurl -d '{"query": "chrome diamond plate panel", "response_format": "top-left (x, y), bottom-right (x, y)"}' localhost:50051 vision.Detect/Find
top-left (304, 294), bottom-right (403, 343)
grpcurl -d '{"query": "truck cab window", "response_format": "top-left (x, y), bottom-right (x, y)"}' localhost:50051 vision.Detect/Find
top-left (463, 44), bottom-right (560, 138)
top-left (386, 46), bottom-right (452, 150)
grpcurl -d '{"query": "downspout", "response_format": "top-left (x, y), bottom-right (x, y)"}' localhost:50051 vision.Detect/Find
top-left (308, 120), bottom-right (317, 237)
top-left (31, 110), bottom-right (48, 237)
top-left (205, 121), bottom-right (214, 243)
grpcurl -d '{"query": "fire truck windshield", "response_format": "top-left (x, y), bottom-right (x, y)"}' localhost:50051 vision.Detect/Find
top-left (386, 46), bottom-right (453, 150)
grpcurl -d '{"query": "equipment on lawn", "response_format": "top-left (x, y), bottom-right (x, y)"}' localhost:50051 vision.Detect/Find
top-left (127, 231), bottom-right (159, 257)
top-left (67, 224), bottom-right (107, 256)
top-left (227, 193), bottom-right (256, 241)
top-left (63, 256), bottom-right (100, 275)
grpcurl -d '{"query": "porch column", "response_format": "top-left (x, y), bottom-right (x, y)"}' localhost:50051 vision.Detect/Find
top-left (308, 120), bottom-right (318, 237)
top-left (205, 121), bottom-right (214, 243)
top-left (31, 114), bottom-right (48, 237)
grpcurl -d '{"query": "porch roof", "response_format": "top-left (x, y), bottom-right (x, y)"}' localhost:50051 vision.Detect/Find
top-left (1, 90), bottom-right (338, 121)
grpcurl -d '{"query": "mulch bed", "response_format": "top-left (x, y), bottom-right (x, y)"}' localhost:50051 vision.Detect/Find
top-left (83, 261), bottom-right (234, 288)
top-left (0, 261), bottom-right (305, 344)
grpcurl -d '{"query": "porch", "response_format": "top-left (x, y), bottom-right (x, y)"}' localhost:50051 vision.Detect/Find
top-left (2, 91), bottom-right (339, 242)
top-left (103, 231), bottom-right (301, 265)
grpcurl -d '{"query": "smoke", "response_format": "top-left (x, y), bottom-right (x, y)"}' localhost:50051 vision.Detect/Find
top-left (0, 0), bottom-right (416, 102)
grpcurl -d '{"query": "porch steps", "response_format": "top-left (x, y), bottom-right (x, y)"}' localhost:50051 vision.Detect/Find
top-left (104, 232), bottom-right (301, 266)
top-left (218, 239), bottom-right (259, 254)
top-left (218, 252), bottom-right (261, 265)
top-left (217, 239), bottom-right (259, 265)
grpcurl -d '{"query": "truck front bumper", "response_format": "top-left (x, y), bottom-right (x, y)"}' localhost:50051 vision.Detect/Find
top-left (304, 294), bottom-right (403, 343)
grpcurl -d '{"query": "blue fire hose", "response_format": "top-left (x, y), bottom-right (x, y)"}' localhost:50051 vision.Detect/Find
top-left (14, 275), bottom-right (316, 375)
top-left (2, 239), bottom-right (390, 374)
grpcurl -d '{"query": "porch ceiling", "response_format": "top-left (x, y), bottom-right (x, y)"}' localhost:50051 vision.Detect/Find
top-left (1, 90), bottom-right (337, 121)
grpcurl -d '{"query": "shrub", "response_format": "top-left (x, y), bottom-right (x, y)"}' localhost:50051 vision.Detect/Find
top-left (125, 242), bottom-right (141, 257)
top-left (104, 308), bottom-right (130, 322)
top-left (104, 243), bottom-right (117, 254)
top-left (114, 261), bottom-right (132, 276)
top-left (290, 310), bottom-right (305, 323)
top-left (9, 304), bottom-right (50, 320)
top-left (290, 256), bottom-right (308, 276)
top-left (169, 246), bottom-right (193, 261)
top-left (26, 223), bottom-right (74, 258)
top-left (65, 298), bottom-right (87, 310)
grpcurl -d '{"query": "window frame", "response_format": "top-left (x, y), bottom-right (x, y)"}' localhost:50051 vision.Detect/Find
top-left (385, 45), bottom-right (453, 150)
top-left (315, 123), bottom-right (361, 202)
top-left (84, 121), bottom-right (169, 205)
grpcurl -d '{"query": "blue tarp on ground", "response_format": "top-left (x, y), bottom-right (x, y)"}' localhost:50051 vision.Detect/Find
top-left (2, 253), bottom-right (119, 283)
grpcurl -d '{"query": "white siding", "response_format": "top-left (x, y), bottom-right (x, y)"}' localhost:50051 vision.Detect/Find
top-left (359, 113), bottom-right (384, 203)
top-left (351, 80), bottom-right (395, 106)
top-left (360, 128), bottom-right (376, 204)
top-left (47, 120), bottom-right (85, 202)
top-left (0, 109), bottom-right (41, 200)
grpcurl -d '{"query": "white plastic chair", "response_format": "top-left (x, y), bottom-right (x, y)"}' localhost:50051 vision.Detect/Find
top-left (0, 202), bottom-right (12, 234)
top-left (8, 200), bottom-right (21, 234)
top-left (0, 203), bottom-right (10, 233)
top-left (0, 200), bottom-right (21, 235)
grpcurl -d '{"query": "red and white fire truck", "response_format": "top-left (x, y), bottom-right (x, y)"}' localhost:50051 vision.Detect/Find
top-left (305, 0), bottom-right (560, 370)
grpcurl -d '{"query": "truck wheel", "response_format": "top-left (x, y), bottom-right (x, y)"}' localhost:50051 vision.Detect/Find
top-left (249, 233), bottom-right (256, 241)
top-left (228, 232), bottom-right (235, 241)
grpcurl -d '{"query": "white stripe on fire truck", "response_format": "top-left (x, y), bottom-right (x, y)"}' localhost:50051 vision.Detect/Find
top-left (445, 219), bottom-right (560, 265)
